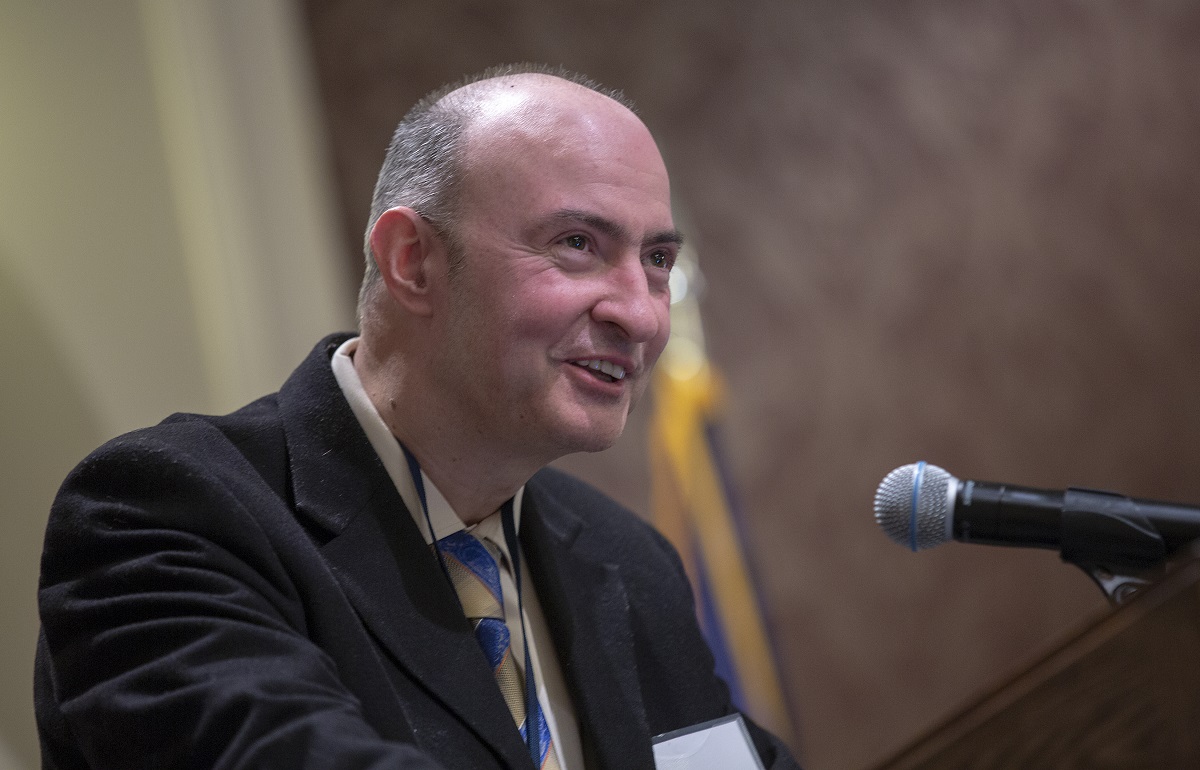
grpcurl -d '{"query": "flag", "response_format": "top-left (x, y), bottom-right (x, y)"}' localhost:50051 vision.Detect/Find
top-left (649, 252), bottom-right (796, 747)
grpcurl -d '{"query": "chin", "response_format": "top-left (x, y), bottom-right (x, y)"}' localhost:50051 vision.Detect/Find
top-left (565, 433), bottom-right (621, 455)
top-left (549, 415), bottom-right (628, 456)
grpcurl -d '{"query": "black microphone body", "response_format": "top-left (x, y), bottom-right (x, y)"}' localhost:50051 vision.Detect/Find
top-left (952, 481), bottom-right (1061, 549)
top-left (875, 463), bottom-right (1200, 570)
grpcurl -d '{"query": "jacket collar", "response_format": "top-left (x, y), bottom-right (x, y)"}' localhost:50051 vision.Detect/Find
top-left (522, 476), bottom-right (655, 769)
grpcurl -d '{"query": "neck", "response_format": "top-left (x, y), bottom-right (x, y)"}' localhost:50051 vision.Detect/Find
top-left (401, 437), bottom-right (533, 526)
top-left (354, 332), bottom-right (542, 526)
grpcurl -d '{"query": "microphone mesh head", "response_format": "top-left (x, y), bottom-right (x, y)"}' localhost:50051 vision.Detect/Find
top-left (874, 462), bottom-right (954, 551)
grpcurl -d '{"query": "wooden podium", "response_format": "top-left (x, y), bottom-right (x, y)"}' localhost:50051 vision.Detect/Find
top-left (873, 558), bottom-right (1200, 769)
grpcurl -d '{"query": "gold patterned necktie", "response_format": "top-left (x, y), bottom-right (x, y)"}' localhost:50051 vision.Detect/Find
top-left (436, 530), bottom-right (561, 769)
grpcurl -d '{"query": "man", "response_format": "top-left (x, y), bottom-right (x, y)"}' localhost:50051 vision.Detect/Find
top-left (36, 65), bottom-right (800, 769)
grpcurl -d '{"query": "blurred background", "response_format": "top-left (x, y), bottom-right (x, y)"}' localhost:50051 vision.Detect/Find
top-left (4, 2), bottom-right (1200, 768)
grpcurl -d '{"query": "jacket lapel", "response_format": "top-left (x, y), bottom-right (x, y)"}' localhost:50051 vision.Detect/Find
top-left (522, 480), bottom-right (655, 770)
top-left (276, 336), bottom-right (533, 769)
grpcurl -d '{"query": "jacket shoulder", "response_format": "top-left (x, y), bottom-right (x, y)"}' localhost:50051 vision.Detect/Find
top-left (76, 391), bottom-right (284, 462)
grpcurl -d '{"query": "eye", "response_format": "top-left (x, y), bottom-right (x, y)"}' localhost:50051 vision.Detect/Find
top-left (563, 234), bottom-right (588, 250)
top-left (646, 249), bottom-right (675, 270)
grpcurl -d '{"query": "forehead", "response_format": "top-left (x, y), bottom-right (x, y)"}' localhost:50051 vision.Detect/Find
top-left (453, 79), bottom-right (673, 227)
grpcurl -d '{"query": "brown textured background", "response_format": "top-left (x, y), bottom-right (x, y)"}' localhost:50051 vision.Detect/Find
top-left (299, 2), bottom-right (1200, 768)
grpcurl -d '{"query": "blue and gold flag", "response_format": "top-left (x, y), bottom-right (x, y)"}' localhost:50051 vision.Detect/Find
top-left (649, 251), bottom-right (796, 747)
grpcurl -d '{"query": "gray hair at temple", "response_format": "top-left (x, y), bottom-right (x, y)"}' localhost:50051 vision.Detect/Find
top-left (357, 63), bottom-right (636, 324)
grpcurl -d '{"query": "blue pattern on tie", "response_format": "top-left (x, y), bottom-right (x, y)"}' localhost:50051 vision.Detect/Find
top-left (437, 531), bottom-right (512, 671)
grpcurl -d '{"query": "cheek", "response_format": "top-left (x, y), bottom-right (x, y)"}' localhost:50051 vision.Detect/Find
top-left (510, 284), bottom-right (590, 336)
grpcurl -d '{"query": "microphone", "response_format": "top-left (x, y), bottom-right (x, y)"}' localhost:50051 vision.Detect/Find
top-left (874, 462), bottom-right (1200, 570)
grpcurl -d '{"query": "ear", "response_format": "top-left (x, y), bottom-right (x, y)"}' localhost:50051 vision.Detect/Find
top-left (368, 207), bottom-right (444, 316)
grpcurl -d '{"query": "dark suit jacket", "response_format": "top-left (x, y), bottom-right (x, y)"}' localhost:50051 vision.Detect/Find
top-left (36, 334), bottom-right (799, 770)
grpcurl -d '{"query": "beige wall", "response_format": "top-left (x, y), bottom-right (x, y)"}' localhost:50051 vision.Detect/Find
top-left (0, 2), bottom-right (352, 766)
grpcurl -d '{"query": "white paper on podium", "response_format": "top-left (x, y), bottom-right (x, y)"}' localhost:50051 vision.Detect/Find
top-left (651, 714), bottom-right (766, 770)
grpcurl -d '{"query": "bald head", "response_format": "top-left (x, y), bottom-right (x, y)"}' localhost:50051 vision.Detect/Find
top-left (358, 65), bottom-right (643, 321)
top-left (459, 73), bottom-right (653, 171)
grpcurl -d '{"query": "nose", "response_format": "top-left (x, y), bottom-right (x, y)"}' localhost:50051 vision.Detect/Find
top-left (590, 256), bottom-right (665, 344)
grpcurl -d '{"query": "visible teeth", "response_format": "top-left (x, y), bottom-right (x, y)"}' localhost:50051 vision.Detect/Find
top-left (575, 359), bottom-right (626, 380)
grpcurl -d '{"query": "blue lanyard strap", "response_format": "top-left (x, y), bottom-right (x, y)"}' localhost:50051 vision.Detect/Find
top-left (500, 496), bottom-right (542, 765)
top-left (400, 442), bottom-right (431, 531)
top-left (400, 442), bottom-right (443, 580)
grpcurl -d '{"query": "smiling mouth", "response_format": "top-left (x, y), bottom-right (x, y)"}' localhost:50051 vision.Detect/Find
top-left (572, 359), bottom-right (627, 383)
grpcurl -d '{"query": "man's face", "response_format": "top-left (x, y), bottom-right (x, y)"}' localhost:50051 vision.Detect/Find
top-left (428, 89), bottom-right (678, 464)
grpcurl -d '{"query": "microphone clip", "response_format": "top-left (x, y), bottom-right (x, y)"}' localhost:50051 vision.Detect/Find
top-left (1061, 487), bottom-right (1168, 604)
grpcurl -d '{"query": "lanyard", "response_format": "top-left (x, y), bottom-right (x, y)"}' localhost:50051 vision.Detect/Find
top-left (399, 442), bottom-right (543, 764)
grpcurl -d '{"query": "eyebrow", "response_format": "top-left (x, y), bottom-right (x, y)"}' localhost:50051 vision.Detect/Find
top-left (549, 209), bottom-right (685, 249)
